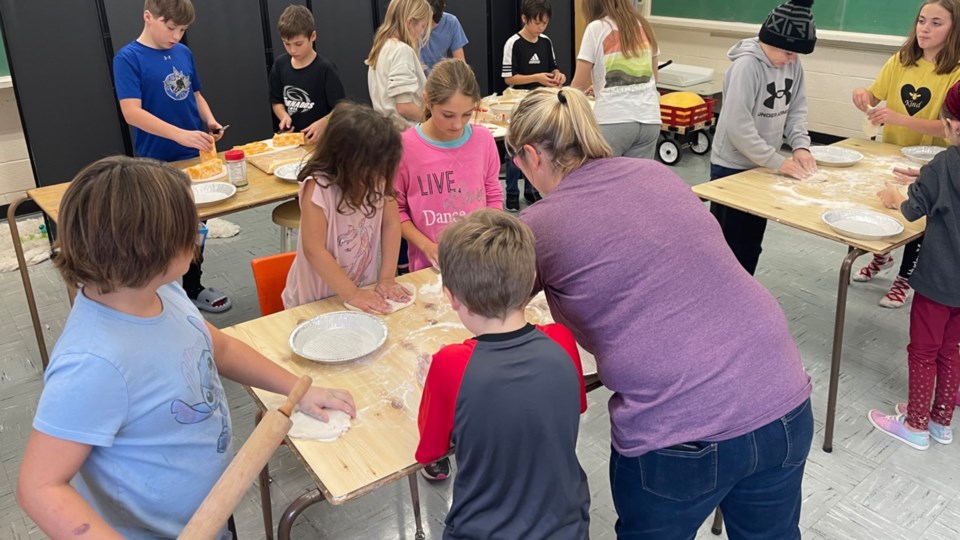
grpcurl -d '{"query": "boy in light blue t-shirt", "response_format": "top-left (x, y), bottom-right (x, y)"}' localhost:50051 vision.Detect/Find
top-left (16, 156), bottom-right (356, 539)
top-left (421, 0), bottom-right (468, 74)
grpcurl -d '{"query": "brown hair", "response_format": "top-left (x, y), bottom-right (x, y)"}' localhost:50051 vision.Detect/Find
top-left (423, 58), bottom-right (481, 120)
top-left (278, 4), bottom-right (315, 40)
top-left (506, 88), bottom-right (612, 177)
top-left (580, 0), bottom-right (657, 58)
top-left (521, 0), bottom-right (552, 22)
top-left (298, 102), bottom-right (402, 217)
top-left (366, 0), bottom-right (432, 69)
top-left (144, 0), bottom-right (195, 26)
top-left (54, 156), bottom-right (197, 294)
top-left (438, 209), bottom-right (536, 320)
top-left (900, 0), bottom-right (960, 75)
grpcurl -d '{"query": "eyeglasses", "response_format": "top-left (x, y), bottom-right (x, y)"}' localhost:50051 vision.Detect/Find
top-left (196, 222), bottom-right (208, 248)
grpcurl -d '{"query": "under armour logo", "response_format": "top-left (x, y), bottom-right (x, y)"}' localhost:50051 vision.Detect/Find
top-left (163, 55), bottom-right (172, 61)
top-left (763, 78), bottom-right (794, 109)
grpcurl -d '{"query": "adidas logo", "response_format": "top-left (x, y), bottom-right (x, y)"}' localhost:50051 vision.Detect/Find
top-left (529, 53), bottom-right (541, 65)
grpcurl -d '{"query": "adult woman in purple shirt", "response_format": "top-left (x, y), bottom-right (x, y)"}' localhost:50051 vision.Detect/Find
top-left (507, 87), bottom-right (813, 540)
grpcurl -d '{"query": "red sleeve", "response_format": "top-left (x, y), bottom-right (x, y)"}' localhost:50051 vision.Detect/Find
top-left (537, 323), bottom-right (587, 413)
top-left (415, 341), bottom-right (476, 463)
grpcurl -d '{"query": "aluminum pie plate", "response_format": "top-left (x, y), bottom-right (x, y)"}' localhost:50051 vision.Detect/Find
top-left (274, 162), bottom-right (305, 183)
top-left (289, 311), bottom-right (388, 364)
top-left (808, 146), bottom-right (863, 167)
top-left (901, 145), bottom-right (945, 164)
top-left (821, 209), bottom-right (904, 240)
top-left (192, 182), bottom-right (236, 207)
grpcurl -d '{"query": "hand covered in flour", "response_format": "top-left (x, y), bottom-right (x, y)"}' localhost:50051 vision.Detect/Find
top-left (892, 166), bottom-right (921, 184)
top-left (793, 148), bottom-right (818, 174)
top-left (416, 353), bottom-right (433, 387)
top-left (376, 279), bottom-right (411, 303)
top-left (345, 288), bottom-right (391, 314)
top-left (866, 106), bottom-right (902, 127)
top-left (779, 157), bottom-right (812, 180)
top-left (420, 241), bottom-right (440, 270)
top-left (299, 386), bottom-right (356, 421)
top-left (877, 181), bottom-right (907, 211)
top-left (852, 87), bottom-right (877, 112)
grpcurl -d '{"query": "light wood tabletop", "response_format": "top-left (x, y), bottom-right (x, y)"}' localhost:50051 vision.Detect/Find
top-left (26, 150), bottom-right (302, 223)
top-left (692, 138), bottom-right (926, 253)
top-left (222, 269), bottom-right (597, 505)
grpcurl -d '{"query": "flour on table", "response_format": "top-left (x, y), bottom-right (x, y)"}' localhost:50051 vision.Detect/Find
top-left (344, 285), bottom-right (416, 313)
top-left (288, 409), bottom-right (352, 441)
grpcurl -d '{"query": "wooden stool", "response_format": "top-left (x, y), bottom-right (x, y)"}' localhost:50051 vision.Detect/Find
top-left (271, 200), bottom-right (300, 252)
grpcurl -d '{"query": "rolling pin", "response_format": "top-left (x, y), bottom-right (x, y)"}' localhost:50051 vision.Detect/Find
top-left (179, 375), bottom-right (313, 540)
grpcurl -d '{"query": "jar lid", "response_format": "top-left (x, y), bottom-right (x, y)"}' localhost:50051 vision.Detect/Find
top-left (224, 149), bottom-right (245, 161)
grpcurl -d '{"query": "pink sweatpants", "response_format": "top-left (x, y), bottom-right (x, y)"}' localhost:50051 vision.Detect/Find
top-left (907, 292), bottom-right (960, 430)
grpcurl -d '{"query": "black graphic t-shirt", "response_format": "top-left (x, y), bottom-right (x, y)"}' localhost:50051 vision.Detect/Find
top-left (501, 33), bottom-right (558, 90)
top-left (269, 53), bottom-right (346, 132)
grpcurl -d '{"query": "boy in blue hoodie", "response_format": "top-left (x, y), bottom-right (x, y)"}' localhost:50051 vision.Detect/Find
top-left (709, 0), bottom-right (818, 275)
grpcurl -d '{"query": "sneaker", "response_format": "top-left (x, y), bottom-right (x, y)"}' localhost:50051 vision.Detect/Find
top-left (421, 457), bottom-right (451, 481)
top-left (524, 192), bottom-right (542, 204)
top-left (895, 403), bottom-right (953, 444)
top-left (879, 276), bottom-right (912, 308)
top-left (868, 409), bottom-right (929, 450)
top-left (505, 195), bottom-right (520, 212)
top-left (853, 254), bottom-right (894, 282)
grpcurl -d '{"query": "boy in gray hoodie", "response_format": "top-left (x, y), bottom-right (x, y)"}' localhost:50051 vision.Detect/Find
top-left (709, 0), bottom-right (817, 275)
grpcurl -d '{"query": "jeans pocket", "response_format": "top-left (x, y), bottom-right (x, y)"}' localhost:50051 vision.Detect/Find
top-left (639, 443), bottom-right (718, 501)
top-left (781, 399), bottom-right (814, 468)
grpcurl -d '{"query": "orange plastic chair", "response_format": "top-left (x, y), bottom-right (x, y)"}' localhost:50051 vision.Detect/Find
top-left (250, 251), bottom-right (296, 316)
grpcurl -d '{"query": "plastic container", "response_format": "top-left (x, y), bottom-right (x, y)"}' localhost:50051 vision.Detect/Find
top-left (224, 149), bottom-right (249, 191)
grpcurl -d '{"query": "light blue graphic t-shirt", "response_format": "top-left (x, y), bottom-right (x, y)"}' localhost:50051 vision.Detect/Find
top-left (34, 283), bottom-right (232, 539)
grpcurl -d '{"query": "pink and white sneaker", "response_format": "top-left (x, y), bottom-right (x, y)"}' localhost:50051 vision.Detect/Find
top-left (853, 254), bottom-right (894, 282)
top-left (894, 403), bottom-right (952, 444)
top-left (879, 276), bottom-right (912, 308)
top-left (868, 409), bottom-right (929, 450)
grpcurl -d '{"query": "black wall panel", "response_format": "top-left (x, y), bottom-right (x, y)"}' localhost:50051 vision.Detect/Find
top-left (186, 0), bottom-right (274, 148)
top-left (313, 0), bottom-right (377, 103)
top-left (0, 0), bottom-right (126, 187)
top-left (102, 0), bottom-right (145, 56)
top-left (487, 1), bottom-right (520, 95)
top-left (548, 0), bottom-right (574, 80)
top-left (446, 0), bottom-right (492, 96)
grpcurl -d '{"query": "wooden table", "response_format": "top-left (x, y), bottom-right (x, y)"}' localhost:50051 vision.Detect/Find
top-left (692, 138), bottom-right (925, 452)
top-left (223, 269), bottom-right (598, 539)
top-left (6, 151), bottom-right (300, 368)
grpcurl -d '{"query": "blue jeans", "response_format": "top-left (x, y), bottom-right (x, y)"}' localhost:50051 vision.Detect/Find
top-left (505, 159), bottom-right (536, 198)
top-left (610, 399), bottom-right (813, 540)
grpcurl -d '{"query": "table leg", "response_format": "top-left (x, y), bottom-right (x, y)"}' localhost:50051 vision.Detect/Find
top-left (278, 488), bottom-right (324, 540)
top-left (711, 507), bottom-right (723, 535)
top-left (823, 248), bottom-right (866, 452)
top-left (6, 196), bottom-right (49, 369)
top-left (408, 474), bottom-right (425, 540)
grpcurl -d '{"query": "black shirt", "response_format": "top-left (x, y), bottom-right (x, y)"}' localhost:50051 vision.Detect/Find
top-left (501, 33), bottom-right (559, 91)
top-left (269, 53), bottom-right (346, 131)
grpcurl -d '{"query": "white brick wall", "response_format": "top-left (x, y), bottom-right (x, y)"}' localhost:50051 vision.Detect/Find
top-left (0, 86), bottom-right (36, 207)
top-left (652, 25), bottom-right (900, 139)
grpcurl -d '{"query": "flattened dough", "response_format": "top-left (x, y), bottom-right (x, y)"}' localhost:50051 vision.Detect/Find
top-left (344, 285), bottom-right (416, 313)
top-left (288, 409), bottom-right (352, 442)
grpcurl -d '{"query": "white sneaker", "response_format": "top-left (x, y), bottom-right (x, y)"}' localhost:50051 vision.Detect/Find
top-left (879, 276), bottom-right (912, 308)
top-left (853, 254), bottom-right (894, 282)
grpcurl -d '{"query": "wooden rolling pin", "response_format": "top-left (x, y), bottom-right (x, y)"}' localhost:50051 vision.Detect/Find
top-left (179, 375), bottom-right (313, 540)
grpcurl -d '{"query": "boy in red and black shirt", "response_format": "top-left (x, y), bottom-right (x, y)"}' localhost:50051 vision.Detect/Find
top-left (416, 209), bottom-right (589, 539)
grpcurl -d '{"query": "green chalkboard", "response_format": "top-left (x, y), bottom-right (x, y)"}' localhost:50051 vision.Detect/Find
top-left (652, 0), bottom-right (923, 37)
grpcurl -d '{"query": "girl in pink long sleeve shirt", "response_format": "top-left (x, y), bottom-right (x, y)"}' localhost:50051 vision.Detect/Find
top-left (395, 59), bottom-right (503, 272)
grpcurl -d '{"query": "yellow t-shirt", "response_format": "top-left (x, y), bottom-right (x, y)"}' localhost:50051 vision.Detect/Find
top-left (870, 54), bottom-right (960, 147)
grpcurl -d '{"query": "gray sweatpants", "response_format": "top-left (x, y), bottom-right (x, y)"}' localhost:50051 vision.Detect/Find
top-left (600, 122), bottom-right (661, 160)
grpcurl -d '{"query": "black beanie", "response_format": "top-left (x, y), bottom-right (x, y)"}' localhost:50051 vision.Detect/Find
top-left (759, 0), bottom-right (817, 55)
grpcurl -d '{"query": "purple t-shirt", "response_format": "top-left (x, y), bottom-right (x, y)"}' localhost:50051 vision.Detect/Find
top-left (520, 157), bottom-right (811, 457)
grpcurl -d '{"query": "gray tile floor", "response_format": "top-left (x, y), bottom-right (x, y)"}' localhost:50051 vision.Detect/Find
top-left (2, 152), bottom-right (960, 539)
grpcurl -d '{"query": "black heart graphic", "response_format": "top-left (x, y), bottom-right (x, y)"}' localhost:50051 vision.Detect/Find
top-left (901, 84), bottom-right (931, 116)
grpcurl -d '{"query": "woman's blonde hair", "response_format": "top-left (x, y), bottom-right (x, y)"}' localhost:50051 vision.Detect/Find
top-left (899, 0), bottom-right (960, 75)
top-left (366, 0), bottom-right (432, 69)
top-left (423, 58), bottom-right (481, 120)
top-left (581, 0), bottom-right (657, 58)
top-left (506, 88), bottom-right (612, 177)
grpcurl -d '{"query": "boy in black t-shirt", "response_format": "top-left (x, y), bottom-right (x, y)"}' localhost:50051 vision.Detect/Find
top-left (500, 0), bottom-right (566, 210)
top-left (269, 5), bottom-right (346, 143)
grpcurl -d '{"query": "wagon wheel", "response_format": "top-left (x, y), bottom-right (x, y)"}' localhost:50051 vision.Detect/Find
top-left (657, 139), bottom-right (681, 165)
top-left (691, 131), bottom-right (711, 155)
